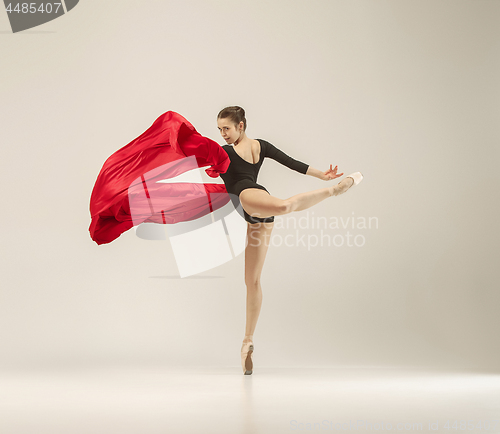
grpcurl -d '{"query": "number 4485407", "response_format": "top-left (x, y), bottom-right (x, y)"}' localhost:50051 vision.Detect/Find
top-left (443, 420), bottom-right (499, 430)
top-left (5, 3), bottom-right (63, 14)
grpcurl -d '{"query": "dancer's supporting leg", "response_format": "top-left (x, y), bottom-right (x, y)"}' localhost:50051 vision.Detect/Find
top-left (243, 221), bottom-right (274, 344)
top-left (240, 177), bottom-right (355, 219)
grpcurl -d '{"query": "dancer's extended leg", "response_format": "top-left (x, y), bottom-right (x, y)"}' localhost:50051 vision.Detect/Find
top-left (285, 177), bottom-right (354, 212)
top-left (240, 177), bottom-right (355, 219)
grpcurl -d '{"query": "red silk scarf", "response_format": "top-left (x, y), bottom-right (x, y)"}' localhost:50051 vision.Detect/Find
top-left (89, 111), bottom-right (230, 245)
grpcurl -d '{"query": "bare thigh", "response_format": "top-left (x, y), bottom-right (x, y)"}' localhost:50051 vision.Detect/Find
top-left (240, 188), bottom-right (288, 219)
top-left (245, 221), bottom-right (274, 286)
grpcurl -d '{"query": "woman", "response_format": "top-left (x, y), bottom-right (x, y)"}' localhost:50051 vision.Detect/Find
top-left (216, 106), bottom-right (363, 375)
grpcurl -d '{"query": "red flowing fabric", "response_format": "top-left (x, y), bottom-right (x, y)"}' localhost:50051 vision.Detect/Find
top-left (89, 111), bottom-right (231, 245)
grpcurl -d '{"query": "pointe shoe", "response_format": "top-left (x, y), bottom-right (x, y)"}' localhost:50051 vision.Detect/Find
top-left (331, 172), bottom-right (363, 196)
top-left (346, 172), bottom-right (363, 185)
top-left (241, 341), bottom-right (254, 375)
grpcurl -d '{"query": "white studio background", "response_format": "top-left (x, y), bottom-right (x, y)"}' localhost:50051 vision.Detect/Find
top-left (0, 0), bottom-right (498, 371)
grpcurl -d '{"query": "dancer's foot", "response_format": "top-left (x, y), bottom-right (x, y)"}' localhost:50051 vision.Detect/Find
top-left (241, 337), bottom-right (254, 375)
top-left (329, 172), bottom-right (363, 197)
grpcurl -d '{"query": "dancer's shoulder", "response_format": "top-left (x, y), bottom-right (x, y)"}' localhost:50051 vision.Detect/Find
top-left (255, 138), bottom-right (272, 149)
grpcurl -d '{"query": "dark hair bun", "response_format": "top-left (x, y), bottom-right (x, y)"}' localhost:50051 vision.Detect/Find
top-left (217, 106), bottom-right (247, 131)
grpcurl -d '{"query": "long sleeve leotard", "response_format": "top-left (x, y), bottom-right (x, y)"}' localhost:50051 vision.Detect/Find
top-left (219, 139), bottom-right (309, 224)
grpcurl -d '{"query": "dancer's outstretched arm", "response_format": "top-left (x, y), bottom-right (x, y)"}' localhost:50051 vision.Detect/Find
top-left (306, 164), bottom-right (344, 180)
top-left (262, 139), bottom-right (345, 182)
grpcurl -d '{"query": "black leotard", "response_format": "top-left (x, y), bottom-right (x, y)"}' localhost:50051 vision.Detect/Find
top-left (219, 139), bottom-right (309, 224)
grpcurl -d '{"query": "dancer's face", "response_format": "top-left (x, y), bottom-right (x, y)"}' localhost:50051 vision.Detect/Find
top-left (217, 118), bottom-right (243, 144)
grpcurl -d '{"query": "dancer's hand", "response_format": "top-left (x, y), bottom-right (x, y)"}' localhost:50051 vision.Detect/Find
top-left (321, 164), bottom-right (344, 180)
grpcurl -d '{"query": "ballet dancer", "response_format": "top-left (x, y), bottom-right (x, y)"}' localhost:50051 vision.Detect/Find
top-left (216, 106), bottom-right (363, 374)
